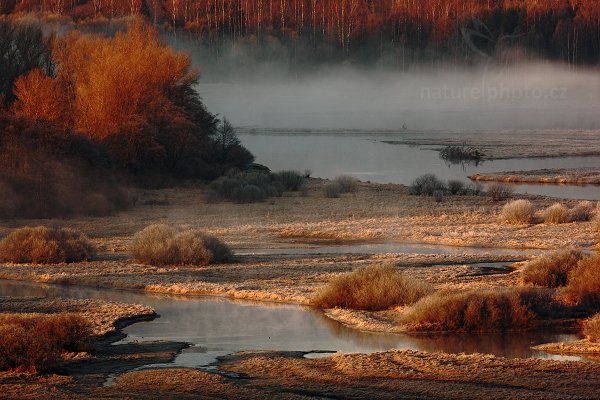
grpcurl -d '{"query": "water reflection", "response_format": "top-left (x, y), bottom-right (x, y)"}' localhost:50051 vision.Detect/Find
top-left (238, 130), bottom-right (600, 200)
top-left (0, 280), bottom-right (589, 368)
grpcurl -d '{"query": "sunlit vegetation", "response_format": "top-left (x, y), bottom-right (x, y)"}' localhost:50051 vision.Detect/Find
top-left (4, 2), bottom-right (600, 66)
top-left (0, 20), bottom-right (253, 218)
top-left (403, 288), bottom-right (553, 332)
top-left (522, 250), bottom-right (584, 288)
top-left (131, 224), bottom-right (232, 266)
top-left (542, 203), bottom-right (570, 224)
top-left (0, 226), bottom-right (96, 264)
top-left (500, 199), bottom-right (535, 225)
top-left (311, 265), bottom-right (432, 311)
top-left (569, 201), bottom-right (595, 222)
top-left (584, 314), bottom-right (600, 342)
top-left (486, 182), bottom-right (514, 201)
top-left (208, 170), bottom-right (306, 203)
top-left (563, 255), bottom-right (600, 307)
top-left (0, 313), bottom-right (92, 373)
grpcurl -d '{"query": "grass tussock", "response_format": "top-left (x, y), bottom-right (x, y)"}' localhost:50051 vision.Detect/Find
top-left (563, 255), bottom-right (600, 307)
top-left (0, 227), bottom-right (95, 264)
top-left (569, 201), bottom-right (595, 222)
top-left (402, 288), bottom-right (553, 332)
top-left (0, 313), bottom-right (92, 373)
top-left (522, 250), bottom-right (584, 288)
top-left (486, 182), bottom-right (515, 201)
top-left (131, 224), bottom-right (232, 266)
top-left (542, 203), bottom-right (570, 224)
top-left (584, 314), bottom-right (600, 342)
top-left (311, 265), bottom-right (432, 311)
top-left (500, 199), bottom-right (535, 225)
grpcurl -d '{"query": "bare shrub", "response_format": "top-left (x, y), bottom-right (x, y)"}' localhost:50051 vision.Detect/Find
top-left (522, 250), bottom-right (584, 287)
top-left (410, 174), bottom-right (446, 196)
top-left (402, 288), bottom-right (552, 332)
top-left (274, 170), bottom-right (307, 191)
top-left (334, 175), bottom-right (359, 194)
top-left (131, 224), bottom-right (232, 266)
top-left (0, 313), bottom-right (92, 373)
top-left (569, 201), bottom-right (595, 222)
top-left (564, 255), bottom-right (600, 307)
top-left (433, 190), bottom-right (444, 203)
top-left (323, 182), bottom-right (342, 198)
top-left (0, 227), bottom-right (95, 264)
top-left (447, 180), bottom-right (465, 195)
top-left (486, 182), bottom-right (514, 201)
top-left (542, 203), bottom-right (570, 224)
top-left (500, 200), bottom-right (535, 225)
top-left (584, 314), bottom-right (600, 342)
top-left (312, 265), bottom-right (433, 311)
top-left (230, 184), bottom-right (267, 203)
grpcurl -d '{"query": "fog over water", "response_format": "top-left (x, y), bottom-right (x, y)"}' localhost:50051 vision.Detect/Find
top-left (198, 63), bottom-right (600, 131)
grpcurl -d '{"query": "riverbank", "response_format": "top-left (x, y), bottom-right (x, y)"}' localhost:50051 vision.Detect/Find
top-left (470, 167), bottom-right (600, 185)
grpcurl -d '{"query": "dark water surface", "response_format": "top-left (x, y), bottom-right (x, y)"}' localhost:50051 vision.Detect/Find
top-left (0, 280), bottom-right (587, 368)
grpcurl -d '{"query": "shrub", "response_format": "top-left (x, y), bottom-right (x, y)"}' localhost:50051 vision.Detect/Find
top-left (522, 250), bottom-right (584, 287)
top-left (410, 174), bottom-right (447, 196)
top-left (274, 170), bottom-right (307, 191)
top-left (447, 180), bottom-right (465, 195)
top-left (402, 288), bottom-right (552, 332)
top-left (584, 314), bottom-right (600, 342)
top-left (230, 184), bottom-right (267, 203)
top-left (564, 255), bottom-right (600, 307)
top-left (542, 203), bottom-right (570, 224)
top-left (433, 190), bottom-right (444, 203)
top-left (0, 227), bottom-right (95, 264)
top-left (439, 144), bottom-right (484, 163)
top-left (323, 182), bottom-right (342, 198)
top-left (311, 265), bottom-right (432, 311)
top-left (334, 175), bottom-right (359, 193)
top-left (500, 200), bottom-right (535, 225)
top-left (0, 313), bottom-right (92, 373)
top-left (131, 224), bottom-right (232, 266)
top-left (486, 182), bottom-right (514, 201)
top-left (569, 201), bottom-right (595, 222)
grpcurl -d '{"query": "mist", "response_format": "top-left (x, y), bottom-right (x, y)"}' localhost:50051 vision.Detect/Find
top-left (193, 62), bottom-right (600, 131)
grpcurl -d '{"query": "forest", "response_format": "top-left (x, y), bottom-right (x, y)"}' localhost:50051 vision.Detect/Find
top-left (2, 0), bottom-right (600, 65)
top-left (0, 20), bottom-right (253, 218)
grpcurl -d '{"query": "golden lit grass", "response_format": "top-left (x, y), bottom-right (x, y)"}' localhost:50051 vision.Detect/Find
top-left (402, 288), bottom-right (553, 332)
top-left (311, 265), bottom-right (432, 311)
top-left (500, 199), bottom-right (535, 225)
top-left (563, 255), bottom-right (600, 307)
top-left (584, 314), bottom-right (600, 342)
top-left (542, 203), bottom-right (570, 224)
top-left (521, 250), bottom-right (584, 287)
top-left (570, 201), bottom-right (595, 222)
top-left (131, 224), bottom-right (232, 266)
top-left (0, 313), bottom-right (92, 373)
top-left (0, 226), bottom-right (95, 264)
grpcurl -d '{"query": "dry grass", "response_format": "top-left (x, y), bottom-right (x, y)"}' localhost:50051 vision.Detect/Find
top-left (0, 227), bottom-right (95, 264)
top-left (402, 288), bottom-right (553, 332)
top-left (563, 255), bottom-right (600, 307)
top-left (542, 203), bottom-right (570, 224)
top-left (323, 182), bottom-right (342, 198)
top-left (0, 313), bottom-right (92, 373)
top-left (584, 314), bottom-right (600, 342)
top-left (521, 250), bottom-right (584, 287)
top-left (311, 265), bottom-right (432, 311)
top-left (569, 201), bottom-right (595, 222)
top-left (500, 199), bottom-right (535, 225)
top-left (486, 182), bottom-right (514, 201)
top-left (131, 224), bottom-right (232, 266)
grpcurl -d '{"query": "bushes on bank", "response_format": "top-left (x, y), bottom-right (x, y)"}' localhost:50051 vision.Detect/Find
top-left (410, 174), bottom-right (447, 196)
top-left (584, 314), bottom-right (600, 342)
top-left (402, 288), bottom-right (552, 332)
top-left (131, 224), bottom-right (232, 266)
top-left (486, 182), bottom-right (514, 201)
top-left (208, 170), bottom-right (307, 203)
top-left (500, 200), bottom-right (535, 225)
top-left (334, 175), bottom-right (359, 194)
top-left (522, 250), bottom-right (584, 288)
top-left (563, 255), bottom-right (600, 307)
top-left (311, 265), bottom-right (432, 311)
top-left (0, 227), bottom-right (96, 264)
top-left (0, 313), bottom-right (92, 373)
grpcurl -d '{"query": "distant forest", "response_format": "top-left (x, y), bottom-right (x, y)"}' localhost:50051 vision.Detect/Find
top-left (2, 1), bottom-right (600, 66)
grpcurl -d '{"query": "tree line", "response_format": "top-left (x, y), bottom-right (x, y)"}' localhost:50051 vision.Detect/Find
top-left (3, 0), bottom-right (600, 65)
top-left (0, 20), bottom-right (253, 218)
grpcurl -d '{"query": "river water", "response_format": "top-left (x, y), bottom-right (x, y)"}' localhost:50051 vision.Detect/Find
top-left (0, 280), bottom-right (586, 369)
